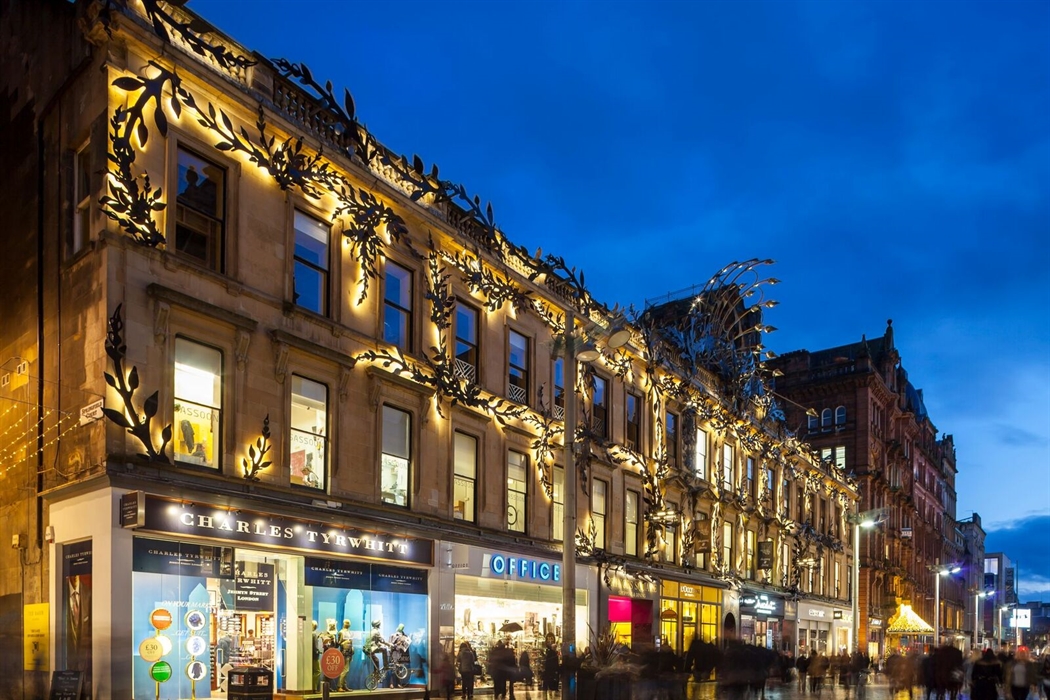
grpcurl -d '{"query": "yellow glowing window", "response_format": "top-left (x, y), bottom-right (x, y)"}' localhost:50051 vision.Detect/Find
top-left (174, 337), bottom-right (222, 469)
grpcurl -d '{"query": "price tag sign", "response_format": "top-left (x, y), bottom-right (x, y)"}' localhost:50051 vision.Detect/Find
top-left (186, 635), bottom-right (208, 657)
top-left (150, 661), bottom-right (173, 683)
top-left (320, 647), bottom-right (345, 679)
top-left (150, 608), bottom-right (173, 630)
top-left (186, 660), bottom-right (207, 682)
top-left (139, 637), bottom-right (164, 663)
top-left (185, 610), bottom-right (207, 631)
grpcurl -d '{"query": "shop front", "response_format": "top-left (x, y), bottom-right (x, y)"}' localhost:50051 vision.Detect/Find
top-left (605, 574), bottom-right (658, 652)
top-left (831, 609), bottom-right (853, 654)
top-left (797, 602), bottom-right (834, 655)
top-left (50, 489), bottom-right (434, 698)
top-left (739, 591), bottom-right (786, 650)
top-left (868, 616), bottom-right (884, 660)
top-left (440, 543), bottom-right (590, 691)
top-left (658, 579), bottom-right (723, 655)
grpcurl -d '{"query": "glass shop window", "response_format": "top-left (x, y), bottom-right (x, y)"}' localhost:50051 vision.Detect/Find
top-left (174, 337), bottom-right (222, 469)
top-left (290, 375), bottom-right (327, 490)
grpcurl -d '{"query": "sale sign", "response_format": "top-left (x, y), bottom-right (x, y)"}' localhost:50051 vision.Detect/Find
top-left (320, 648), bottom-right (345, 679)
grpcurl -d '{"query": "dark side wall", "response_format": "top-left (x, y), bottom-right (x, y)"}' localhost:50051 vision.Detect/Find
top-left (0, 1), bottom-right (94, 696)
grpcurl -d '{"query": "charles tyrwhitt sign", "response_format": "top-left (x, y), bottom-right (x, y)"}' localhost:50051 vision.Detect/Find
top-left (141, 495), bottom-right (433, 566)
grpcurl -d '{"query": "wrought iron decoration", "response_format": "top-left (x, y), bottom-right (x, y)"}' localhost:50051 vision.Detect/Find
top-left (102, 304), bottom-right (172, 462)
top-left (242, 414), bottom-right (272, 481)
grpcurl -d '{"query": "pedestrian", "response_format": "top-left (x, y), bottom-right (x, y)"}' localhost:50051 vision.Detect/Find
top-left (798, 651), bottom-right (810, 692)
top-left (457, 641), bottom-right (478, 700)
top-left (541, 643), bottom-right (559, 699)
top-left (971, 649), bottom-right (1002, 700)
top-left (1006, 652), bottom-right (1030, 700)
top-left (490, 640), bottom-right (509, 700)
top-left (433, 647), bottom-right (455, 700)
top-left (519, 649), bottom-right (534, 691)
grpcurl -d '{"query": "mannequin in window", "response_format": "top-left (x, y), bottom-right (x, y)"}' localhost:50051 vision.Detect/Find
top-left (338, 620), bottom-right (354, 691)
top-left (364, 620), bottom-right (389, 676)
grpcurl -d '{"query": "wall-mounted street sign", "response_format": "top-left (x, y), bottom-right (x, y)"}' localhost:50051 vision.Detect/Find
top-left (79, 399), bottom-right (104, 426)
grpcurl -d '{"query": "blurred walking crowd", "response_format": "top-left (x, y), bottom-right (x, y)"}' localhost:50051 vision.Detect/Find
top-left (428, 638), bottom-right (1050, 700)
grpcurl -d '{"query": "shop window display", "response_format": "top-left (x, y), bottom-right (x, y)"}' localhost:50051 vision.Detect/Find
top-left (306, 558), bottom-right (428, 691)
top-left (453, 575), bottom-right (586, 694)
top-left (174, 338), bottom-right (222, 469)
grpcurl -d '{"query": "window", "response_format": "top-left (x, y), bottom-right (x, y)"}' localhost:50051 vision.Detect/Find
top-left (507, 451), bottom-right (528, 533)
top-left (821, 408), bottom-right (832, 431)
top-left (765, 466), bottom-right (775, 505)
top-left (818, 557), bottom-right (826, 595)
top-left (625, 490), bottom-right (639, 557)
top-left (381, 406), bottom-right (411, 507)
top-left (290, 375), bottom-right (327, 490)
top-left (819, 499), bottom-right (827, 534)
top-left (625, 392), bottom-right (641, 450)
top-left (175, 147), bottom-right (225, 270)
top-left (552, 466), bottom-right (564, 541)
top-left (695, 514), bottom-right (708, 570)
top-left (807, 412), bottom-right (818, 432)
top-left (835, 561), bottom-right (842, 598)
top-left (835, 405), bottom-right (847, 427)
top-left (666, 412), bottom-right (678, 467)
top-left (695, 427), bottom-right (708, 480)
top-left (722, 443), bottom-right (734, 491)
top-left (71, 142), bottom-right (92, 256)
top-left (781, 476), bottom-right (790, 516)
top-left (508, 330), bottom-right (529, 405)
top-left (797, 487), bottom-right (805, 523)
top-left (661, 522), bottom-right (677, 564)
top-left (293, 210), bottom-right (330, 315)
top-left (745, 457), bottom-right (755, 499)
top-left (746, 530), bottom-right (756, 580)
top-left (592, 375), bottom-right (608, 438)
top-left (454, 303), bottom-right (479, 383)
top-left (174, 338), bottom-right (222, 469)
top-left (553, 358), bottom-right (565, 420)
top-left (453, 432), bottom-right (477, 522)
top-left (821, 446), bottom-right (847, 471)
top-left (592, 478), bottom-right (607, 550)
top-left (722, 522), bottom-right (733, 572)
top-left (384, 261), bottom-right (413, 350)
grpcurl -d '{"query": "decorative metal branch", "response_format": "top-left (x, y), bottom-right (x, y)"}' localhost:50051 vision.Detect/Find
top-left (102, 304), bottom-right (172, 462)
top-left (241, 414), bottom-right (272, 481)
top-left (272, 58), bottom-right (365, 158)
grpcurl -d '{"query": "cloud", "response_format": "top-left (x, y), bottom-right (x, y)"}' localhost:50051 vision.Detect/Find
top-left (985, 515), bottom-right (1050, 601)
top-left (992, 424), bottom-right (1045, 448)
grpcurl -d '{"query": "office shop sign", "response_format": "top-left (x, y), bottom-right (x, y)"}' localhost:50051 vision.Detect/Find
top-left (140, 495), bottom-right (433, 566)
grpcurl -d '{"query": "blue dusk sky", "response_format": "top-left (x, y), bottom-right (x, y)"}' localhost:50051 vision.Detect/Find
top-left (187, 0), bottom-right (1050, 599)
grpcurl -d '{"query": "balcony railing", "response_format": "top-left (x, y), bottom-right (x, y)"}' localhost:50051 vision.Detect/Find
top-left (454, 358), bottom-right (476, 384)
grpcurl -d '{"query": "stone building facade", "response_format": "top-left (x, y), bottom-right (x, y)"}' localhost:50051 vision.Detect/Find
top-left (1, 1), bottom-right (856, 697)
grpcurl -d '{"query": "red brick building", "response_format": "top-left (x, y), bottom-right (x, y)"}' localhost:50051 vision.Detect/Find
top-left (770, 321), bottom-right (966, 656)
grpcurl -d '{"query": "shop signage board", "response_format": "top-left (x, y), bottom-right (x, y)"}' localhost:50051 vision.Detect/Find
top-left (305, 558), bottom-right (428, 594)
top-left (48, 671), bottom-right (83, 700)
top-left (220, 563), bottom-right (274, 611)
top-left (488, 553), bottom-right (560, 582)
top-left (120, 491), bottom-right (145, 529)
top-left (740, 594), bottom-right (784, 618)
top-left (695, 520), bottom-right (712, 554)
top-left (1010, 609), bottom-right (1030, 629)
top-left (757, 541), bottom-right (773, 570)
top-left (133, 538), bottom-right (236, 578)
top-left (142, 495), bottom-right (433, 565)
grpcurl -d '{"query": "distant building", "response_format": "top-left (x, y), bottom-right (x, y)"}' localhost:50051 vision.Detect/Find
top-left (770, 321), bottom-right (966, 656)
top-left (958, 514), bottom-right (987, 645)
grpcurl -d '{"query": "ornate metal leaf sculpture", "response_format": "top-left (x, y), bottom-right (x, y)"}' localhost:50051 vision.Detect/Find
top-left (102, 304), bottom-right (172, 462)
top-left (242, 414), bottom-right (272, 481)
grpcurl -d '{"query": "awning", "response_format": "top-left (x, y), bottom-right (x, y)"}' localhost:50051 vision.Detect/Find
top-left (886, 604), bottom-right (934, 634)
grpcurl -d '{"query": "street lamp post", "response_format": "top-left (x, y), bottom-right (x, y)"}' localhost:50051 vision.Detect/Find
top-left (929, 564), bottom-right (961, 647)
top-left (848, 508), bottom-right (886, 653)
top-left (560, 309), bottom-right (628, 700)
top-left (973, 590), bottom-right (993, 650)
top-left (998, 605), bottom-right (1008, 651)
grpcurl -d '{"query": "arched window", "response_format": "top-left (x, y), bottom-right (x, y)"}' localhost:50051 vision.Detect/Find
top-left (821, 408), bottom-right (832, 430)
top-left (835, 406), bottom-right (846, 426)
top-left (808, 413), bottom-right (818, 431)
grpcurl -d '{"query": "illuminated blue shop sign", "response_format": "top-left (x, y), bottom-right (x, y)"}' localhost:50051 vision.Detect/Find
top-left (489, 553), bottom-right (560, 582)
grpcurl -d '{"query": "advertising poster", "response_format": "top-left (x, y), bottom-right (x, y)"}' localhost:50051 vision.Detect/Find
top-left (63, 539), bottom-right (92, 696)
top-left (695, 519), bottom-right (712, 554)
top-left (174, 402), bottom-right (218, 468)
top-left (24, 603), bottom-right (49, 671)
